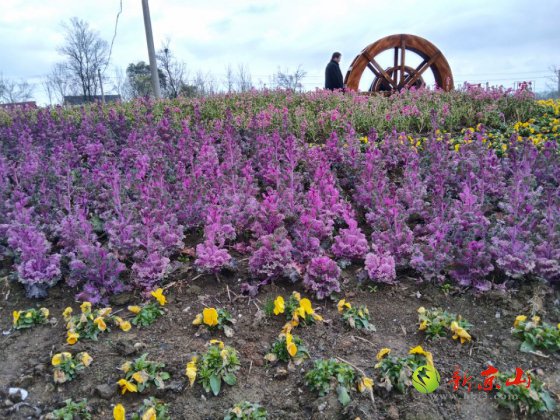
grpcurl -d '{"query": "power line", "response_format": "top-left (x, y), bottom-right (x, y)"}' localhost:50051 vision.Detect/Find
top-left (103, 0), bottom-right (123, 75)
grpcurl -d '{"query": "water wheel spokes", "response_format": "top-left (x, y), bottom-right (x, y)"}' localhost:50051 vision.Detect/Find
top-left (345, 34), bottom-right (454, 93)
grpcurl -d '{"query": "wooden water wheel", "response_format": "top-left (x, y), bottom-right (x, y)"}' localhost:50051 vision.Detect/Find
top-left (344, 34), bottom-right (454, 92)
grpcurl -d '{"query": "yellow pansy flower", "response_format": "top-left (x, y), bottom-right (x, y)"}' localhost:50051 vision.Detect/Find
top-left (62, 307), bottom-right (73, 319)
top-left (40, 308), bottom-right (50, 318)
top-left (450, 323), bottom-right (472, 344)
top-left (286, 332), bottom-right (297, 357)
top-left (220, 349), bottom-right (229, 361)
top-left (132, 370), bottom-right (149, 384)
top-left (67, 331), bottom-right (80, 345)
top-left (51, 353), bottom-right (65, 366)
top-left (128, 305), bottom-right (142, 314)
top-left (80, 301), bottom-right (92, 313)
top-left (531, 315), bottom-right (540, 324)
top-left (357, 376), bottom-right (374, 393)
top-left (209, 339), bottom-right (224, 349)
top-left (203, 308), bottom-right (219, 327)
top-left (192, 313), bottom-right (203, 325)
top-left (79, 352), bottom-right (93, 367)
top-left (113, 404), bottom-right (126, 420)
top-left (12, 311), bottom-right (20, 325)
top-left (151, 288), bottom-right (167, 306)
top-left (514, 315), bottom-right (527, 328)
top-left (417, 307), bottom-right (426, 314)
top-left (312, 313), bottom-right (324, 322)
top-left (186, 357), bottom-right (198, 386)
top-left (142, 407), bottom-right (156, 420)
top-left (119, 321), bottom-right (132, 332)
top-left (117, 378), bottom-right (138, 394)
top-left (337, 299), bottom-right (351, 313)
top-left (419, 320), bottom-right (428, 331)
top-left (409, 346), bottom-right (434, 367)
top-left (376, 348), bottom-right (391, 361)
top-left (292, 292), bottom-right (301, 301)
top-left (94, 317), bottom-right (107, 331)
top-left (282, 321), bottom-right (295, 334)
top-left (299, 298), bottom-right (313, 315)
top-left (273, 296), bottom-right (285, 315)
top-left (98, 307), bottom-right (112, 317)
top-left (120, 361), bottom-right (131, 373)
top-left (409, 345), bottom-right (428, 356)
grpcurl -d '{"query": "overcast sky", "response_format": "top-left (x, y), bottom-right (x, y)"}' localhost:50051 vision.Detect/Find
top-left (1, 0), bottom-right (559, 103)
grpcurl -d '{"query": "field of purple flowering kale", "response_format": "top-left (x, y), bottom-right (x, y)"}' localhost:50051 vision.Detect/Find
top-left (0, 88), bottom-right (558, 302)
top-left (1, 89), bottom-right (559, 419)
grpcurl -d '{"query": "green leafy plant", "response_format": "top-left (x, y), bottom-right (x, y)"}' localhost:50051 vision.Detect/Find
top-left (46, 399), bottom-right (91, 420)
top-left (63, 303), bottom-right (129, 345)
top-left (128, 303), bottom-right (164, 327)
top-left (12, 307), bottom-right (49, 329)
top-left (224, 401), bottom-right (268, 420)
top-left (118, 353), bottom-right (170, 394)
top-left (305, 359), bottom-right (356, 406)
top-left (511, 315), bottom-right (560, 353)
top-left (192, 307), bottom-right (234, 335)
top-left (440, 283), bottom-right (452, 295)
top-left (265, 333), bottom-right (309, 363)
top-left (417, 307), bottom-right (472, 343)
top-left (374, 346), bottom-right (433, 393)
top-left (267, 293), bottom-right (323, 328)
top-left (337, 299), bottom-right (375, 331)
top-left (131, 397), bottom-right (170, 420)
top-left (494, 371), bottom-right (556, 414)
top-left (196, 341), bottom-right (240, 396)
top-left (51, 352), bottom-right (93, 384)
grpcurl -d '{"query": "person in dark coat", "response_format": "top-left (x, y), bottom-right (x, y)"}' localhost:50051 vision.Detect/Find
top-left (325, 52), bottom-right (344, 90)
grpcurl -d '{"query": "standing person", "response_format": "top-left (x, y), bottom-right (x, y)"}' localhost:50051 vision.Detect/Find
top-left (325, 52), bottom-right (344, 91)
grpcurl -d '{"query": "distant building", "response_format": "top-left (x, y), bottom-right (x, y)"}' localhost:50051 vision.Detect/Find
top-left (0, 101), bottom-right (37, 109)
top-left (63, 95), bottom-right (121, 106)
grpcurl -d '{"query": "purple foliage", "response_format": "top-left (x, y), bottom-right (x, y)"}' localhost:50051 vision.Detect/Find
top-left (249, 228), bottom-right (293, 279)
top-left (331, 214), bottom-right (369, 260)
top-left (0, 92), bottom-right (557, 301)
top-left (68, 244), bottom-right (126, 304)
top-left (364, 250), bottom-right (397, 284)
top-left (303, 256), bottom-right (341, 299)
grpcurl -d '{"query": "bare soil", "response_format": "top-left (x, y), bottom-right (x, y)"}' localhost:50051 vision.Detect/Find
top-left (1, 265), bottom-right (559, 420)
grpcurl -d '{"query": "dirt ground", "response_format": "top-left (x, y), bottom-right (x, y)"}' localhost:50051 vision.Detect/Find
top-left (1, 263), bottom-right (559, 420)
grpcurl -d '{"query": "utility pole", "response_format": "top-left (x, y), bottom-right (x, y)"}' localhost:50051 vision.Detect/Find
top-left (98, 68), bottom-right (105, 104)
top-left (141, 0), bottom-right (161, 99)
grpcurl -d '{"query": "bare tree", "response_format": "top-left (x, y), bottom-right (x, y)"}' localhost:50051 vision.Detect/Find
top-left (192, 71), bottom-right (218, 97)
top-left (0, 74), bottom-right (34, 103)
top-left (156, 39), bottom-right (190, 98)
top-left (58, 17), bottom-right (109, 101)
top-left (235, 64), bottom-right (253, 92)
top-left (225, 64), bottom-right (235, 93)
top-left (546, 65), bottom-right (560, 98)
top-left (43, 63), bottom-right (76, 104)
top-left (111, 66), bottom-right (128, 100)
top-left (273, 65), bottom-right (307, 91)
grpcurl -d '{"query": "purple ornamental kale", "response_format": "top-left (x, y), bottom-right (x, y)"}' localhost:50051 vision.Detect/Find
top-left (194, 241), bottom-right (232, 274)
top-left (364, 250), bottom-right (396, 284)
top-left (303, 256), bottom-right (341, 299)
top-left (68, 244), bottom-right (126, 304)
top-left (249, 228), bottom-right (293, 279)
top-left (331, 217), bottom-right (369, 261)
